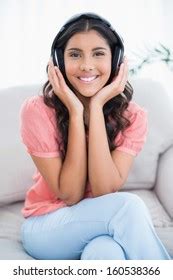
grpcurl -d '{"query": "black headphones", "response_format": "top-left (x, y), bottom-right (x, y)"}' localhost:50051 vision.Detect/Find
top-left (51, 13), bottom-right (124, 81)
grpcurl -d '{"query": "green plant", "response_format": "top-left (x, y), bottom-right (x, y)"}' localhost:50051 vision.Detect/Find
top-left (129, 43), bottom-right (173, 76)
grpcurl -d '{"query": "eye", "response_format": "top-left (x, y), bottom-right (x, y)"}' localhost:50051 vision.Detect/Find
top-left (69, 52), bottom-right (81, 58)
top-left (94, 51), bottom-right (105, 57)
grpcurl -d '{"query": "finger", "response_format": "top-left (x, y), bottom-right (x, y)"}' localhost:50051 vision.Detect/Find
top-left (48, 62), bottom-right (58, 81)
top-left (113, 57), bottom-right (128, 85)
top-left (47, 65), bottom-right (53, 84)
top-left (48, 64), bottom-right (60, 90)
top-left (112, 61), bottom-right (125, 87)
top-left (48, 68), bottom-right (59, 95)
top-left (47, 65), bottom-right (54, 86)
top-left (119, 58), bottom-right (128, 89)
top-left (54, 66), bottom-right (67, 89)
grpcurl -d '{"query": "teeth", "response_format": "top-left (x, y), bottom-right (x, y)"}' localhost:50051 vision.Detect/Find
top-left (79, 76), bottom-right (96, 82)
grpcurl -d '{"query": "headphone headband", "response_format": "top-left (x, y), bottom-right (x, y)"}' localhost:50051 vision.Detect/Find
top-left (52, 13), bottom-right (124, 51)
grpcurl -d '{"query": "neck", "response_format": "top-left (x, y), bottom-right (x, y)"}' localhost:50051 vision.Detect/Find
top-left (75, 91), bottom-right (90, 111)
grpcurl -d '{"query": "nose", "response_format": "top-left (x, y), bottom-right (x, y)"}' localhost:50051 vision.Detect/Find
top-left (80, 58), bottom-right (95, 71)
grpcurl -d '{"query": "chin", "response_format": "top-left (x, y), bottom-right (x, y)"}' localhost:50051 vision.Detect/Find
top-left (82, 91), bottom-right (97, 97)
top-left (77, 86), bottom-right (103, 97)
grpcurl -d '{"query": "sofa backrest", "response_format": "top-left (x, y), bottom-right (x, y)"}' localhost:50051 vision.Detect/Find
top-left (0, 85), bottom-right (42, 206)
top-left (0, 79), bottom-right (173, 205)
top-left (123, 78), bottom-right (173, 190)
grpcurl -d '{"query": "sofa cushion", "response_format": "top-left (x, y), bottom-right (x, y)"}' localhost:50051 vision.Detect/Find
top-left (155, 227), bottom-right (173, 259)
top-left (0, 201), bottom-right (34, 260)
top-left (0, 239), bottom-right (33, 260)
top-left (155, 145), bottom-right (173, 218)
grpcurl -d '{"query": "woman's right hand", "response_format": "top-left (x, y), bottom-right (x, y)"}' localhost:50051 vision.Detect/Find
top-left (48, 60), bottom-right (84, 115)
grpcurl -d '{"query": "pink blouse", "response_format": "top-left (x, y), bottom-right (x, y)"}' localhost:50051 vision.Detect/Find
top-left (20, 95), bottom-right (148, 218)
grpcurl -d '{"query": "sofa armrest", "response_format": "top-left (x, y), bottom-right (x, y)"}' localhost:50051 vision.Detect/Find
top-left (154, 145), bottom-right (173, 218)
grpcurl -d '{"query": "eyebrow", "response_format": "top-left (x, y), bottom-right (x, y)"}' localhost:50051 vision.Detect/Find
top-left (66, 47), bottom-right (108, 52)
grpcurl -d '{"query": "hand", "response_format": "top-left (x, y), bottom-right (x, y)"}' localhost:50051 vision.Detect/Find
top-left (90, 57), bottom-right (128, 108)
top-left (48, 60), bottom-right (84, 115)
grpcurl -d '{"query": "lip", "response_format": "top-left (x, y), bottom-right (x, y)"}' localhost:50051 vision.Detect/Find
top-left (77, 75), bottom-right (98, 83)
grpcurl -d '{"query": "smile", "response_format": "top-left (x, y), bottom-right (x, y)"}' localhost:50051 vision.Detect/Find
top-left (77, 76), bottom-right (98, 83)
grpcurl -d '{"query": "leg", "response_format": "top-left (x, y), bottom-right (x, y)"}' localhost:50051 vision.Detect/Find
top-left (21, 192), bottom-right (171, 259)
top-left (81, 235), bottom-right (126, 260)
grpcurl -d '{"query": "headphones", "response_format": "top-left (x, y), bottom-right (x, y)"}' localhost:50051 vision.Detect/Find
top-left (51, 13), bottom-right (124, 82)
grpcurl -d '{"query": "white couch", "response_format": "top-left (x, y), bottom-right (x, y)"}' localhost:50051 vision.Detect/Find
top-left (0, 78), bottom-right (173, 259)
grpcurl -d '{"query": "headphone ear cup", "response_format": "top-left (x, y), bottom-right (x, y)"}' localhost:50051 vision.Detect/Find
top-left (52, 48), bottom-right (66, 76)
top-left (52, 48), bottom-right (59, 67)
top-left (112, 46), bottom-right (123, 75)
top-left (108, 46), bottom-right (123, 83)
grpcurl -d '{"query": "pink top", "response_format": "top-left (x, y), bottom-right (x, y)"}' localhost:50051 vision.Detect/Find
top-left (20, 95), bottom-right (148, 218)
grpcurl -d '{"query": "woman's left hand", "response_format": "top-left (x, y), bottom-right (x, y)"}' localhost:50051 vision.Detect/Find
top-left (90, 57), bottom-right (128, 107)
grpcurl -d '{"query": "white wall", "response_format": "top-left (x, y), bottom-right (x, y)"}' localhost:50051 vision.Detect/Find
top-left (161, 0), bottom-right (173, 47)
top-left (0, 0), bottom-right (172, 90)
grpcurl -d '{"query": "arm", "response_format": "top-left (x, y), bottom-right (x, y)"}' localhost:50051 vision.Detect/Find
top-left (31, 110), bottom-right (87, 206)
top-left (59, 110), bottom-right (87, 204)
top-left (88, 103), bottom-right (134, 197)
top-left (88, 58), bottom-right (134, 196)
top-left (30, 61), bottom-right (87, 206)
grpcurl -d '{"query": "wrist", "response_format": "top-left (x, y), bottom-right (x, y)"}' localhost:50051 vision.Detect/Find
top-left (89, 99), bottom-right (103, 111)
top-left (69, 106), bottom-right (84, 117)
top-left (69, 108), bottom-right (84, 120)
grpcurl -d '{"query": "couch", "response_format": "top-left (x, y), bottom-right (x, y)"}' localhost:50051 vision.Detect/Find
top-left (0, 78), bottom-right (173, 259)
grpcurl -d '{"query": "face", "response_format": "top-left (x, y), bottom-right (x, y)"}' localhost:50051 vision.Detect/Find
top-left (64, 30), bottom-right (112, 99)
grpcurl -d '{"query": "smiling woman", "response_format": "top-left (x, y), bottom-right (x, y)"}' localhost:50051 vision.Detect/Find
top-left (19, 13), bottom-right (171, 260)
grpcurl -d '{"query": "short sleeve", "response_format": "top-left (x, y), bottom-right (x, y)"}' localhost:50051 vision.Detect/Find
top-left (115, 103), bottom-right (148, 156)
top-left (19, 96), bottom-right (61, 158)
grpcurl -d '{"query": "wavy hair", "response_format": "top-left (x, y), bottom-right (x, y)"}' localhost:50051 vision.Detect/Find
top-left (42, 17), bottom-right (133, 160)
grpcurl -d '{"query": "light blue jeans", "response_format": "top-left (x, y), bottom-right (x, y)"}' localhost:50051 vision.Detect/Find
top-left (21, 192), bottom-right (171, 260)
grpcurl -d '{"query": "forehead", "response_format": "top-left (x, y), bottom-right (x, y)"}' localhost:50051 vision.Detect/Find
top-left (65, 30), bottom-right (110, 50)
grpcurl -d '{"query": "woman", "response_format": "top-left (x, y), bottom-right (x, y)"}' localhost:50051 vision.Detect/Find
top-left (20, 13), bottom-right (170, 260)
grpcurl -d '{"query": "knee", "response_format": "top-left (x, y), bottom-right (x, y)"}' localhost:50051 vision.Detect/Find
top-left (81, 235), bottom-right (125, 260)
top-left (102, 192), bottom-right (150, 219)
top-left (81, 237), bottom-right (102, 260)
top-left (118, 192), bottom-right (150, 219)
